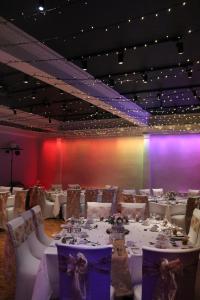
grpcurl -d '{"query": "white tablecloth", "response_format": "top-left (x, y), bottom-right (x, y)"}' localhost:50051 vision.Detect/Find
top-left (32, 219), bottom-right (191, 300)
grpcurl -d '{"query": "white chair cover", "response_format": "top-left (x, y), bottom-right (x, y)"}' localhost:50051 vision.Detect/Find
top-left (152, 188), bottom-right (164, 197)
top-left (188, 189), bottom-right (200, 196)
top-left (51, 184), bottom-right (62, 191)
top-left (170, 204), bottom-right (186, 229)
top-left (140, 246), bottom-right (200, 300)
top-left (12, 187), bottom-right (24, 195)
top-left (139, 189), bottom-right (151, 196)
top-left (120, 203), bottom-right (146, 219)
top-left (31, 205), bottom-right (52, 246)
top-left (67, 184), bottom-right (81, 190)
top-left (122, 189), bottom-right (136, 195)
top-left (149, 202), bottom-right (166, 218)
top-left (87, 202), bottom-right (112, 219)
top-left (6, 217), bottom-right (40, 300)
top-left (56, 244), bottom-right (114, 300)
top-left (188, 208), bottom-right (200, 245)
top-left (21, 210), bottom-right (46, 259)
top-left (0, 186), bottom-right (10, 192)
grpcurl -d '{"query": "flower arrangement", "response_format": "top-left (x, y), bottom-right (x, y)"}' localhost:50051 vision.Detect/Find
top-left (106, 213), bottom-right (129, 225)
top-left (165, 191), bottom-right (176, 200)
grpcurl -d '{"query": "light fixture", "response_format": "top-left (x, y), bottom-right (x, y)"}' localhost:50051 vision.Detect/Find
top-left (187, 68), bottom-right (193, 79)
top-left (157, 92), bottom-right (161, 100)
top-left (142, 73), bottom-right (148, 83)
top-left (118, 50), bottom-right (124, 65)
top-left (38, 0), bottom-right (45, 11)
top-left (176, 41), bottom-right (184, 55)
top-left (23, 74), bottom-right (29, 84)
top-left (82, 59), bottom-right (88, 71)
top-left (192, 90), bottom-right (197, 98)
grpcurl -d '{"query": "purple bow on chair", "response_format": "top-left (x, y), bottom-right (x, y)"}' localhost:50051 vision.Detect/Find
top-left (65, 252), bottom-right (88, 300)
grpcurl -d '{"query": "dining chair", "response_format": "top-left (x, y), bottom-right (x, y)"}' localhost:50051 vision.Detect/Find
top-left (135, 195), bottom-right (150, 218)
top-left (37, 187), bottom-right (55, 219)
top-left (66, 189), bottom-right (81, 219)
top-left (6, 217), bottom-right (40, 300)
top-left (14, 190), bottom-right (28, 217)
top-left (185, 197), bottom-right (200, 234)
top-left (0, 191), bottom-right (9, 229)
top-left (188, 189), bottom-right (200, 197)
top-left (188, 208), bottom-right (200, 245)
top-left (139, 189), bottom-right (151, 196)
top-left (170, 204), bottom-right (186, 230)
top-left (120, 203), bottom-right (146, 219)
top-left (21, 210), bottom-right (46, 259)
top-left (149, 202), bottom-right (166, 219)
top-left (30, 205), bottom-right (52, 246)
top-left (84, 189), bottom-right (99, 217)
top-left (12, 187), bottom-right (24, 195)
top-left (102, 188), bottom-right (117, 203)
top-left (152, 188), bottom-right (164, 197)
top-left (133, 246), bottom-right (200, 300)
top-left (56, 244), bottom-right (114, 300)
top-left (118, 193), bottom-right (135, 204)
top-left (67, 184), bottom-right (81, 190)
top-left (87, 202), bottom-right (112, 219)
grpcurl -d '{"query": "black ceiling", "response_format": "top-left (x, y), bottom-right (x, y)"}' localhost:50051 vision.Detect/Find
top-left (0, 0), bottom-right (200, 125)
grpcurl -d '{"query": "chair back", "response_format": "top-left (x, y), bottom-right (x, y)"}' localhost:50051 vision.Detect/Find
top-left (185, 197), bottom-right (200, 234)
top-left (139, 189), bottom-right (151, 196)
top-left (0, 192), bottom-right (8, 229)
top-left (87, 202), bottom-right (112, 219)
top-left (142, 246), bottom-right (200, 300)
top-left (188, 208), bottom-right (200, 245)
top-left (51, 184), bottom-right (62, 191)
top-left (102, 189), bottom-right (116, 203)
top-left (135, 195), bottom-right (149, 218)
top-left (149, 202), bottom-right (166, 218)
top-left (169, 204), bottom-right (186, 216)
top-left (56, 244), bottom-right (112, 300)
top-left (152, 188), bottom-right (164, 197)
top-left (118, 193), bottom-right (135, 203)
top-left (85, 189), bottom-right (99, 218)
top-left (188, 189), bottom-right (200, 197)
top-left (67, 189), bottom-right (81, 219)
top-left (121, 189), bottom-right (136, 195)
top-left (31, 205), bottom-right (52, 246)
top-left (14, 190), bottom-right (28, 217)
top-left (121, 203), bottom-right (146, 219)
top-left (68, 184), bottom-right (81, 190)
top-left (0, 186), bottom-right (10, 193)
top-left (12, 187), bottom-right (24, 195)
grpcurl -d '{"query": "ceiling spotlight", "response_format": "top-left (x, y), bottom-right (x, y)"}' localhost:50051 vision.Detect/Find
top-left (118, 50), bottom-right (124, 65)
top-left (82, 59), bottom-right (88, 71)
top-left (176, 41), bottom-right (184, 55)
top-left (142, 73), bottom-right (148, 83)
top-left (187, 68), bottom-right (193, 79)
top-left (157, 92), bottom-right (161, 100)
top-left (192, 90), bottom-right (197, 98)
top-left (38, 0), bottom-right (45, 11)
top-left (23, 74), bottom-right (29, 84)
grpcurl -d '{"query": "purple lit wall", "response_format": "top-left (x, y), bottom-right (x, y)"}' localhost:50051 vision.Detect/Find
top-left (149, 134), bottom-right (200, 192)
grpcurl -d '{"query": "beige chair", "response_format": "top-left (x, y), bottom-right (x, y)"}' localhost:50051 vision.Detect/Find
top-left (87, 202), bottom-right (112, 219)
top-left (102, 189), bottom-right (116, 203)
top-left (51, 184), bottom-right (62, 191)
top-left (139, 189), bottom-right (151, 196)
top-left (67, 184), bottom-right (81, 190)
top-left (170, 204), bottom-right (186, 230)
top-left (66, 189), bottom-right (81, 219)
top-left (14, 190), bottom-right (28, 217)
top-left (120, 203), bottom-right (146, 219)
top-left (152, 188), bottom-right (164, 197)
top-left (84, 189), bottom-right (99, 217)
top-left (0, 192), bottom-right (9, 229)
top-left (149, 202), bottom-right (166, 219)
top-left (185, 197), bottom-right (200, 234)
top-left (135, 195), bottom-right (149, 218)
top-left (188, 208), bottom-right (200, 245)
top-left (188, 189), bottom-right (200, 197)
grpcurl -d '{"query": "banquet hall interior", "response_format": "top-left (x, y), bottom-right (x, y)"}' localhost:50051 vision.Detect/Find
top-left (0, 0), bottom-right (200, 299)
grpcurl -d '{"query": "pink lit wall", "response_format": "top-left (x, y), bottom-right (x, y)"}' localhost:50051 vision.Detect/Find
top-left (38, 137), bottom-right (145, 189)
top-left (149, 134), bottom-right (200, 192)
top-left (0, 127), bottom-right (40, 187)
